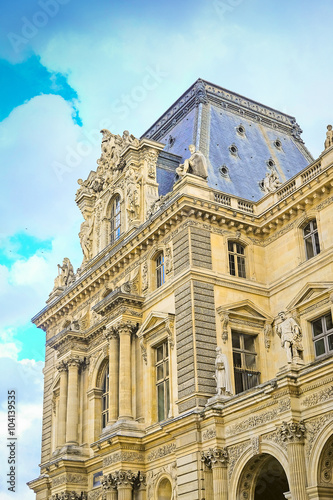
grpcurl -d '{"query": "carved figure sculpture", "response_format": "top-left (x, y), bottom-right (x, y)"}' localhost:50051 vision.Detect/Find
top-left (53, 258), bottom-right (74, 289)
top-left (125, 168), bottom-right (140, 221)
top-left (276, 311), bottom-right (304, 364)
top-left (79, 216), bottom-right (94, 263)
top-left (325, 124), bottom-right (333, 150)
top-left (176, 144), bottom-right (208, 180)
top-left (213, 347), bottom-right (233, 396)
top-left (262, 170), bottom-right (282, 193)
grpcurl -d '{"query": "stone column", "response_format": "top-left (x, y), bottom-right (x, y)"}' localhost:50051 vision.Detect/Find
top-left (65, 357), bottom-right (82, 445)
top-left (102, 474), bottom-right (117, 500)
top-left (56, 361), bottom-right (68, 448)
top-left (135, 472), bottom-right (147, 500)
top-left (201, 451), bottom-right (214, 500)
top-left (116, 471), bottom-right (134, 500)
top-left (210, 448), bottom-right (229, 500)
top-left (279, 421), bottom-right (309, 500)
top-left (105, 327), bottom-right (119, 423)
top-left (118, 322), bottom-right (136, 420)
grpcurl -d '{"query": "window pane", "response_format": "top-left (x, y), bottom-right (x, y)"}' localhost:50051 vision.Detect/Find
top-left (328, 335), bottom-right (333, 352)
top-left (305, 237), bottom-right (314, 259)
top-left (158, 384), bottom-right (165, 421)
top-left (157, 364), bottom-right (164, 381)
top-left (228, 241), bottom-right (234, 252)
top-left (245, 353), bottom-right (257, 369)
top-left (165, 379), bottom-right (170, 417)
top-left (236, 243), bottom-right (244, 255)
top-left (314, 232), bottom-right (320, 255)
top-left (165, 360), bottom-right (169, 377)
top-left (315, 339), bottom-right (326, 357)
top-left (232, 332), bottom-right (241, 349)
top-left (234, 369), bottom-right (243, 394)
top-left (246, 371), bottom-right (260, 390)
top-left (313, 318), bottom-right (323, 337)
top-left (312, 220), bottom-right (317, 230)
top-left (233, 352), bottom-right (242, 368)
top-left (237, 256), bottom-right (246, 278)
top-left (156, 345), bottom-right (163, 362)
top-left (244, 335), bottom-right (255, 352)
top-left (303, 222), bottom-right (311, 235)
top-left (165, 342), bottom-right (169, 356)
top-left (325, 314), bottom-right (333, 332)
top-left (228, 253), bottom-right (235, 275)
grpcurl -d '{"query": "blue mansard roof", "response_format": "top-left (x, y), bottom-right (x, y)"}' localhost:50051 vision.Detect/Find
top-left (142, 79), bottom-right (313, 201)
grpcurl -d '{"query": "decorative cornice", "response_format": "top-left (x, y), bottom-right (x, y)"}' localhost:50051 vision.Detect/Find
top-left (92, 288), bottom-right (144, 317)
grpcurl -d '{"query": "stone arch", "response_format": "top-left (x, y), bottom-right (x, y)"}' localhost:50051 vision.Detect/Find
top-left (155, 475), bottom-right (173, 500)
top-left (229, 441), bottom-right (289, 500)
top-left (102, 189), bottom-right (125, 247)
top-left (307, 417), bottom-right (333, 486)
top-left (94, 355), bottom-right (109, 389)
top-left (236, 453), bottom-right (289, 500)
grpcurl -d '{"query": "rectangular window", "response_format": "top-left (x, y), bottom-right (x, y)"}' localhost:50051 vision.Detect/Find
top-left (303, 220), bottom-right (320, 260)
top-left (232, 331), bottom-right (260, 394)
top-left (156, 341), bottom-right (170, 421)
top-left (156, 253), bottom-right (165, 288)
top-left (228, 241), bottom-right (246, 278)
top-left (312, 313), bottom-right (333, 357)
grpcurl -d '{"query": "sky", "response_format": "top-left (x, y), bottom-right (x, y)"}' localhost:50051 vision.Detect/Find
top-left (0, 0), bottom-right (332, 497)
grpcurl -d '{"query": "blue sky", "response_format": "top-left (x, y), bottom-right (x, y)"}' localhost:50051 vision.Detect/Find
top-left (0, 0), bottom-right (332, 497)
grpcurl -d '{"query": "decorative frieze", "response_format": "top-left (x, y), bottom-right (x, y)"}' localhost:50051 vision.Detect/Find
top-left (202, 428), bottom-right (216, 441)
top-left (52, 492), bottom-right (87, 500)
top-left (306, 412), bottom-right (333, 457)
top-left (302, 386), bottom-right (333, 408)
top-left (278, 398), bottom-right (291, 413)
top-left (147, 443), bottom-right (176, 462)
top-left (103, 451), bottom-right (144, 466)
top-left (52, 474), bottom-right (87, 487)
top-left (226, 409), bottom-right (278, 436)
top-left (228, 442), bottom-right (250, 479)
top-left (262, 430), bottom-right (287, 451)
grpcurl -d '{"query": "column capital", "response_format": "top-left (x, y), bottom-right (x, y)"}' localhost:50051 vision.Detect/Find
top-left (56, 361), bottom-right (68, 373)
top-left (111, 321), bottom-right (139, 337)
top-left (201, 447), bottom-right (229, 469)
top-left (104, 327), bottom-right (119, 341)
top-left (66, 356), bottom-right (85, 368)
top-left (279, 420), bottom-right (306, 443)
top-left (102, 474), bottom-right (117, 491)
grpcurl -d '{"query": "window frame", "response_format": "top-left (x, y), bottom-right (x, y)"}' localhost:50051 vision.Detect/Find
top-left (228, 241), bottom-right (246, 278)
top-left (110, 195), bottom-right (121, 244)
top-left (312, 312), bottom-right (333, 358)
top-left (303, 219), bottom-right (320, 260)
top-left (231, 330), bottom-right (260, 394)
top-left (155, 340), bottom-right (170, 422)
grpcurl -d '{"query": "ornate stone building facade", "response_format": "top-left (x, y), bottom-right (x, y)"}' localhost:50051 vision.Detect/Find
top-left (28, 80), bottom-right (333, 500)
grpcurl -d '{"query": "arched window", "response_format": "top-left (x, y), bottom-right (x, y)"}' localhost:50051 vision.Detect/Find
top-left (110, 195), bottom-right (121, 244)
top-left (101, 364), bottom-right (109, 429)
top-left (228, 241), bottom-right (246, 278)
top-left (156, 252), bottom-right (165, 288)
top-left (303, 219), bottom-right (320, 259)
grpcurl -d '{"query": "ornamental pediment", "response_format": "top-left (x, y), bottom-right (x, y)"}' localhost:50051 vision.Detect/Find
top-left (287, 282), bottom-right (333, 311)
top-left (136, 311), bottom-right (175, 338)
top-left (217, 300), bottom-right (273, 324)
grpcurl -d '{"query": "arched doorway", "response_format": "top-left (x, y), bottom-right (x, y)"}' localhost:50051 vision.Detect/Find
top-left (238, 454), bottom-right (289, 500)
top-left (157, 477), bottom-right (172, 500)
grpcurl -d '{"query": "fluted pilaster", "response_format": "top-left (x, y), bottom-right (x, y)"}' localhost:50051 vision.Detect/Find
top-left (279, 421), bottom-right (308, 500)
top-left (65, 357), bottom-right (83, 445)
top-left (104, 328), bottom-right (119, 423)
top-left (118, 322), bottom-right (137, 420)
top-left (56, 361), bottom-right (68, 448)
top-left (201, 451), bottom-right (213, 500)
top-left (207, 448), bottom-right (229, 500)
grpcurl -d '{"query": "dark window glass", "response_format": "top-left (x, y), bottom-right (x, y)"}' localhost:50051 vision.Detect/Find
top-left (156, 253), bottom-right (165, 288)
top-left (312, 313), bottom-right (333, 357)
top-left (101, 365), bottom-right (109, 428)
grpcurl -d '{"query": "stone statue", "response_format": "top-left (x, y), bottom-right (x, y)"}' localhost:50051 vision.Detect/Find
top-left (325, 124), bottom-right (333, 150)
top-left (276, 311), bottom-right (303, 364)
top-left (213, 347), bottom-right (233, 397)
top-left (53, 258), bottom-right (75, 289)
top-left (79, 216), bottom-right (94, 263)
top-left (122, 130), bottom-right (140, 147)
top-left (176, 144), bottom-right (208, 180)
top-left (125, 167), bottom-right (140, 221)
top-left (261, 170), bottom-right (281, 193)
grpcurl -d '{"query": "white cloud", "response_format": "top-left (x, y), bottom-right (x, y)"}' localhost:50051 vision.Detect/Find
top-left (0, 358), bottom-right (43, 497)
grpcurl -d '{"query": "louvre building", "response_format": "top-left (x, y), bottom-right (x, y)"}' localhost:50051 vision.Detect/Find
top-left (28, 79), bottom-right (333, 500)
